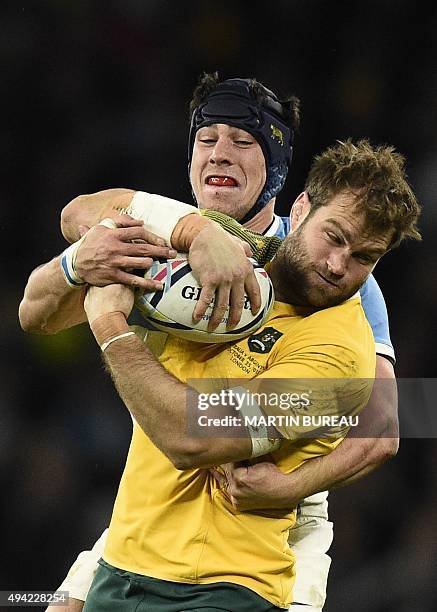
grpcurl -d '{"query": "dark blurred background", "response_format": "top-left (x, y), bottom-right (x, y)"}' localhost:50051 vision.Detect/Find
top-left (2, 1), bottom-right (437, 610)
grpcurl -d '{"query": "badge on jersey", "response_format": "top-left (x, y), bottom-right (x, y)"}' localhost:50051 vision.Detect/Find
top-left (247, 327), bottom-right (283, 354)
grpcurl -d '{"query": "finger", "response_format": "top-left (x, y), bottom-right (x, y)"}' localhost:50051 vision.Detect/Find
top-left (116, 256), bottom-right (154, 270)
top-left (193, 286), bottom-right (215, 322)
top-left (114, 223), bottom-right (168, 247)
top-left (209, 468), bottom-right (227, 488)
top-left (221, 462), bottom-right (237, 484)
top-left (116, 225), bottom-right (165, 246)
top-left (121, 242), bottom-right (177, 259)
top-left (227, 284), bottom-right (246, 330)
top-left (136, 228), bottom-right (171, 248)
top-left (241, 241), bottom-right (253, 258)
top-left (230, 466), bottom-right (249, 486)
top-left (115, 270), bottom-right (164, 292)
top-left (229, 494), bottom-right (240, 508)
top-left (208, 285), bottom-right (231, 331)
top-left (109, 214), bottom-right (143, 227)
top-left (79, 224), bottom-right (90, 237)
top-left (244, 273), bottom-right (262, 315)
top-left (109, 214), bottom-right (172, 249)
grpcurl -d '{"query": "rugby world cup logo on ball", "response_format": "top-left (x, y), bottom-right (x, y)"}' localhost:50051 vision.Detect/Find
top-left (135, 255), bottom-right (274, 343)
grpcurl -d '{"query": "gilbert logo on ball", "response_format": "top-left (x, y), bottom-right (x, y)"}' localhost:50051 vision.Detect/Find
top-left (135, 255), bottom-right (274, 343)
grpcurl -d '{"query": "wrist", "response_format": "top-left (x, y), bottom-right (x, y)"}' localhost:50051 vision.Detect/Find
top-left (276, 472), bottom-right (301, 508)
top-left (171, 214), bottom-right (213, 252)
top-left (60, 238), bottom-right (86, 288)
top-left (89, 311), bottom-right (130, 347)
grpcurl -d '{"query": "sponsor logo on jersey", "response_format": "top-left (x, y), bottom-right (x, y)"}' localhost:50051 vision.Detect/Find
top-left (247, 327), bottom-right (283, 354)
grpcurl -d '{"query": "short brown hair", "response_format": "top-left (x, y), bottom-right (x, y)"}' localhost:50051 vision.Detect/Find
top-left (304, 139), bottom-right (421, 248)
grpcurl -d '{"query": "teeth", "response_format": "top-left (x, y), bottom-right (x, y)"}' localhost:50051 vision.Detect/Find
top-left (208, 177), bottom-right (236, 186)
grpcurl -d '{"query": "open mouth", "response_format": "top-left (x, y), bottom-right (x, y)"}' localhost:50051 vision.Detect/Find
top-left (205, 176), bottom-right (238, 187)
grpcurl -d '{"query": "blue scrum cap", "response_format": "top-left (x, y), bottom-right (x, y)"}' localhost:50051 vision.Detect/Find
top-left (188, 78), bottom-right (294, 223)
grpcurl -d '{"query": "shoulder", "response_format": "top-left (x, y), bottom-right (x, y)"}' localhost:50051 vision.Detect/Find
top-left (273, 296), bottom-right (375, 378)
top-left (264, 215), bottom-right (289, 239)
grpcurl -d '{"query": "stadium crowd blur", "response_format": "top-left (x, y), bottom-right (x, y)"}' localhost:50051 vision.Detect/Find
top-left (2, 1), bottom-right (437, 610)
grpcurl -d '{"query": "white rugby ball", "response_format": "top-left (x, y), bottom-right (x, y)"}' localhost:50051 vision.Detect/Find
top-left (135, 255), bottom-right (274, 343)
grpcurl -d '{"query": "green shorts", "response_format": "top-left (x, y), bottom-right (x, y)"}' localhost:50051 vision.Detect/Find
top-left (83, 559), bottom-right (284, 612)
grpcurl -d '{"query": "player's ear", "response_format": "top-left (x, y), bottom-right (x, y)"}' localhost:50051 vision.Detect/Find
top-left (290, 192), bottom-right (311, 230)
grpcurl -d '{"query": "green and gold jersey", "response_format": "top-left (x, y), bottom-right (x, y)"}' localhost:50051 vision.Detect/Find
top-left (104, 296), bottom-right (375, 609)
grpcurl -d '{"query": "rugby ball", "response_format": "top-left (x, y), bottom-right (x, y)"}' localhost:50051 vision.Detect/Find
top-left (135, 255), bottom-right (274, 343)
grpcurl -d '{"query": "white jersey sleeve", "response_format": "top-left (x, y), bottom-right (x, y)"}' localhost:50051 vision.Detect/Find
top-left (126, 191), bottom-right (199, 246)
top-left (56, 529), bottom-right (108, 601)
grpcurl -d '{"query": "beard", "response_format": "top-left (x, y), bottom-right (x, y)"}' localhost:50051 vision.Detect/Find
top-left (270, 227), bottom-right (362, 308)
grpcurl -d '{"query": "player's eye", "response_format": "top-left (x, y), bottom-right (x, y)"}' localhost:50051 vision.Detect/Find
top-left (355, 253), bottom-right (375, 265)
top-left (235, 139), bottom-right (253, 146)
top-left (326, 232), bottom-right (342, 245)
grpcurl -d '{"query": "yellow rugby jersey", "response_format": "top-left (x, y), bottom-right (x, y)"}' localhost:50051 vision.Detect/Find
top-left (104, 296), bottom-right (375, 609)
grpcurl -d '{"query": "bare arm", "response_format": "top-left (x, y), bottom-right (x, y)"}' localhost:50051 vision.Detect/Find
top-left (218, 355), bottom-right (398, 510)
top-left (84, 285), bottom-right (253, 469)
top-left (84, 281), bottom-right (377, 472)
top-left (19, 257), bottom-right (87, 334)
top-left (21, 187), bottom-right (261, 336)
top-left (20, 188), bottom-right (190, 335)
top-left (62, 188), bottom-right (261, 326)
top-left (19, 216), bottom-right (174, 335)
top-left (19, 190), bottom-right (131, 334)
top-left (317, 355), bottom-right (398, 488)
top-left (60, 188), bottom-right (135, 243)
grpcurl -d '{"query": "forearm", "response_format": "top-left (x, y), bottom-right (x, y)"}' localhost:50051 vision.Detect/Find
top-left (278, 434), bottom-right (393, 506)
top-left (270, 357), bottom-right (399, 504)
top-left (102, 327), bottom-right (191, 465)
top-left (61, 189), bottom-right (135, 243)
top-left (227, 428), bottom-right (398, 512)
top-left (61, 188), bottom-right (209, 248)
top-left (60, 187), bottom-right (273, 259)
top-left (19, 257), bottom-right (86, 334)
top-left (90, 312), bottom-right (251, 469)
top-left (225, 357), bottom-right (399, 511)
top-left (22, 191), bottom-right (259, 337)
top-left (325, 436), bottom-right (398, 490)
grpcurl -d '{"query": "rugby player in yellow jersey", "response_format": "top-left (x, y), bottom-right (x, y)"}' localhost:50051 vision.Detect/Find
top-left (75, 139), bottom-right (419, 611)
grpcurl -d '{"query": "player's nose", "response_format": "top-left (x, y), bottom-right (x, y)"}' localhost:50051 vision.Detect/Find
top-left (209, 136), bottom-right (233, 165)
top-left (326, 249), bottom-right (348, 277)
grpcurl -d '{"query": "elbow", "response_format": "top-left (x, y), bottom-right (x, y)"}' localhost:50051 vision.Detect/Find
top-left (365, 428), bottom-right (399, 468)
top-left (377, 433), bottom-right (399, 462)
top-left (18, 301), bottom-right (32, 332)
top-left (171, 455), bottom-right (198, 471)
top-left (165, 441), bottom-right (211, 471)
top-left (168, 453), bottom-right (201, 471)
top-left (375, 406), bottom-right (400, 463)
top-left (19, 299), bottom-right (55, 335)
top-left (18, 300), bottom-right (38, 333)
top-left (60, 196), bottom-right (83, 242)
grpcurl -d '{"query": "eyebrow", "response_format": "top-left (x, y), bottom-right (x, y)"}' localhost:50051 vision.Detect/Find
top-left (325, 218), bottom-right (386, 256)
top-left (325, 218), bottom-right (352, 242)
